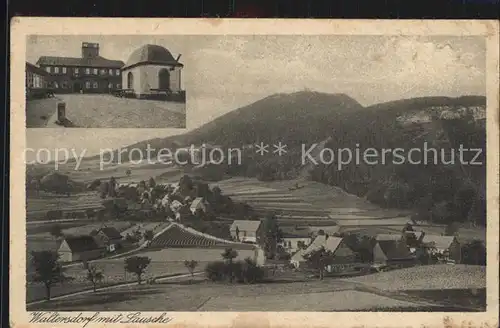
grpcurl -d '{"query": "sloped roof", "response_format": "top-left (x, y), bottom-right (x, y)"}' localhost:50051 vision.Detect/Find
top-left (63, 236), bottom-right (100, 253)
top-left (422, 235), bottom-right (457, 249)
top-left (290, 248), bottom-right (308, 262)
top-left (376, 240), bottom-right (412, 260)
top-left (99, 227), bottom-right (122, 240)
top-left (26, 62), bottom-right (49, 76)
top-left (290, 235), bottom-right (348, 262)
top-left (190, 197), bottom-right (205, 210)
top-left (324, 236), bottom-right (344, 253)
top-left (230, 220), bottom-right (261, 232)
top-left (37, 56), bottom-right (124, 68)
top-left (123, 44), bottom-right (183, 69)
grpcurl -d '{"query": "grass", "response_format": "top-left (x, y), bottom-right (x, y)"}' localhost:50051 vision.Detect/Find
top-left (27, 275), bottom-right (433, 311)
top-left (41, 94), bottom-right (186, 128)
top-left (26, 97), bottom-right (59, 127)
top-left (26, 262), bottom-right (486, 311)
top-left (340, 264), bottom-right (486, 291)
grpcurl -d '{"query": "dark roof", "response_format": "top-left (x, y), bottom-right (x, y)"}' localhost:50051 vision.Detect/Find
top-left (64, 236), bottom-right (100, 253)
top-left (123, 44), bottom-right (183, 70)
top-left (37, 56), bottom-right (124, 68)
top-left (99, 227), bottom-right (123, 240)
top-left (26, 62), bottom-right (49, 76)
top-left (377, 240), bottom-right (412, 260)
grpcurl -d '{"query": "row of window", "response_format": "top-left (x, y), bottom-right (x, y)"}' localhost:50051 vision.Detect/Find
top-left (45, 66), bottom-right (121, 76)
top-left (52, 81), bottom-right (121, 89)
top-left (26, 72), bottom-right (47, 89)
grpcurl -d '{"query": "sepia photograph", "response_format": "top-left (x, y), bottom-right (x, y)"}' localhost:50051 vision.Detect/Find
top-left (10, 18), bottom-right (499, 328)
top-left (25, 35), bottom-right (187, 128)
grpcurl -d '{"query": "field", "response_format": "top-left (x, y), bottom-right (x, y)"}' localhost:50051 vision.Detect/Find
top-left (27, 191), bottom-right (103, 217)
top-left (29, 94), bottom-right (186, 128)
top-left (210, 177), bottom-right (486, 241)
top-left (340, 264), bottom-right (486, 291)
top-left (28, 265), bottom-right (485, 311)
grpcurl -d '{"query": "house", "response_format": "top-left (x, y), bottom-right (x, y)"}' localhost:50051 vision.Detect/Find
top-left (279, 227), bottom-right (312, 254)
top-left (290, 235), bottom-right (357, 269)
top-left (230, 220), bottom-right (262, 243)
top-left (57, 236), bottom-right (102, 262)
top-left (421, 234), bottom-right (461, 263)
top-left (26, 62), bottom-right (51, 99)
top-left (190, 197), bottom-right (208, 215)
top-left (170, 200), bottom-right (183, 213)
top-left (373, 238), bottom-right (415, 267)
top-left (37, 42), bottom-right (124, 93)
top-left (121, 44), bottom-right (183, 98)
top-left (91, 227), bottom-right (123, 252)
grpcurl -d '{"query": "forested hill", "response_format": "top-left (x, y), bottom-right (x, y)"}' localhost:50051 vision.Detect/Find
top-left (123, 92), bottom-right (486, 226)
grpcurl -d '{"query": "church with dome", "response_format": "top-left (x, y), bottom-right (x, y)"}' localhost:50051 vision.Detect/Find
top-left (121, 44), bottom-right (184, 99)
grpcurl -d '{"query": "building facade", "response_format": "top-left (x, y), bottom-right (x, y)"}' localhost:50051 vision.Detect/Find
top-left (230, 220), bottom-right (262, 243)
top-left (36, 42), bottom-right (124, 94)
top-left (121, 44), bottom-right (184, 98)
top-left (25, 62), bottom-right (51, 99)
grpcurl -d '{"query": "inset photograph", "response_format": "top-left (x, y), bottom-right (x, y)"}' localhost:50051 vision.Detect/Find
top-left (25, 35), bottom-right (186, 128)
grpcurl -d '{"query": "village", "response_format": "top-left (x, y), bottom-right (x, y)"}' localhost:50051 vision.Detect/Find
top-left (25, 169), bottom-right (487, 310)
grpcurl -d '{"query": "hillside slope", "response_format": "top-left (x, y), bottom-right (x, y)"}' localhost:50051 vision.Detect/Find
top-left (64, 92), bottom-right (487, 227)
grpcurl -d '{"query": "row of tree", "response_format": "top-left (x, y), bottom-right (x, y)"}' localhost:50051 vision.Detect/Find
top-left (29, 251), bottom-right (200, 301)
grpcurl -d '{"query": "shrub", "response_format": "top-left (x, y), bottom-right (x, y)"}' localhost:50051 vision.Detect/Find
top-left (238, 258), bottom-right (265, 284)
top-left (205, 259), bottom-right (265, 284)
top-left (205, 261), bottom-right (227, 282)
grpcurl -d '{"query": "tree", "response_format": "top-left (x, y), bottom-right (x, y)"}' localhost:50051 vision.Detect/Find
top-left (108, 177), bottom-right (117, 197)
top-left (304, 247), bottom-right (334, 280)
top-left (184, 260), bottom-right (198, 282)
top-left (240, 257), bottom-right (265, 284)
top-left (86, 264), bottom-right (104, 292)
top-left (221, 248), bottom-right (238, 283)
top-left (148, 177), bottom-right (156, 189)
top-left (143, 230), bottom-right (154, 245)
top-left (179, 175), bottom-right (194, 195)
top-left (445, 222), bottom-right (460, 236)
top-left (235, 226), bottom-right (240, 241)
top-left (262, 214), bottom-right (282, 259)
top-left (49, 224), bottom-right (63, 239)
top-left (124, 256), bottom-right (151, 284)
top-left (30, 251), bottom-right (71, 300)
top-left (99, 181), bottom-right (109, 199)
top-left (461, 240), bottom-right (486, 265)
top-left (297, 240), bottom-right (308, 250)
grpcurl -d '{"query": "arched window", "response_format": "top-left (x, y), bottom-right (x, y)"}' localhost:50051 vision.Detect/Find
top-left (127, 72), bottom-right (134, 89)
top-left (158, 68), bottom-right (170, 90)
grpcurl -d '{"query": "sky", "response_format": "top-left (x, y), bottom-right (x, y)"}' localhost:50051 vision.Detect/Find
top-left (25, 35), bottom-right (486, 161)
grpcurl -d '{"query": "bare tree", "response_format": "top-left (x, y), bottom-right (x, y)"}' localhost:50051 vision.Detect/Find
top-left (86, 264), bottom-right (104, 292)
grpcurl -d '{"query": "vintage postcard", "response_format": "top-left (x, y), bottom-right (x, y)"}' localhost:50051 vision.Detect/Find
top-left (10, 18), bottom-right (499, 327)
top-left (25, 35), bottom-right (186, 128)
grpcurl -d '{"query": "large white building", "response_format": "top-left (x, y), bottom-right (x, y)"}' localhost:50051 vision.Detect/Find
top-left (121, 44), bottom-right (183, 98)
